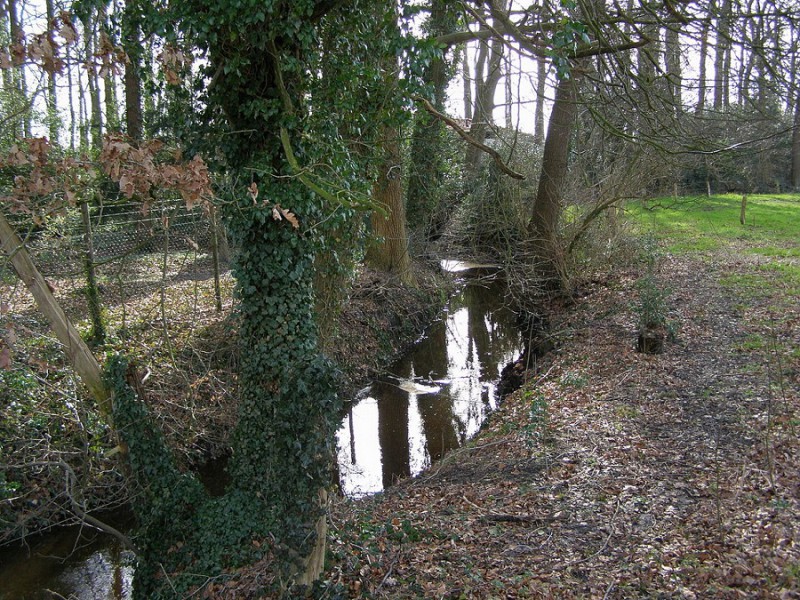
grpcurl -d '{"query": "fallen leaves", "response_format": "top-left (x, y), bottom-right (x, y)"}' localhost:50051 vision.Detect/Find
top-left (320, 250), bottom-right (800, 598)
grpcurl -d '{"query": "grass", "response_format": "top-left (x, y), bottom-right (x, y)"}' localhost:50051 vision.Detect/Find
top-left (627, 194), bottom-right (800, 254)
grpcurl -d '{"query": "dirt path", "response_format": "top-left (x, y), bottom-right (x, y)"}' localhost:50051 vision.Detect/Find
top-left (323, 251), bottom-right (800, 598)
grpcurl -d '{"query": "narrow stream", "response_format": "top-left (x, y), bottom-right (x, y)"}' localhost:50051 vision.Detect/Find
top-left (0, 516), bottom-right (135, 600)
top-left (0, 261), bottom-right (523, 597)
top-left (336, 261), bottom-right (523, 496)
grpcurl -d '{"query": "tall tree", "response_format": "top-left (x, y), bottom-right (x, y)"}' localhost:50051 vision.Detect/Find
top-left (792, 91), bottom-right (800, 189)
top-left (102, 1), bottom-right (415, 595)
top-left (697, 14), bottom-right (709, 112)
top-left (80, 7), bottom-right (103, 149)
top-left (664, 24), bottom-right (682, 114)
top-left (99, 1), bottom-right (119, 132)
top-left (122, 0), bottom-right (144, 141)
top-left (462, 45), bottom-right (473, 121)
top-left (7, 0), bottom-right (30, 138)
top-left (534, 51), bottom-right (547, 146)
top-left (45, 0), bottom-right (59, 142)
top-left (406, 0), bottom-right (459, 237)
top-left (713, 0), bottom-right (731, 110)
top-left (527, 75), bottom-right (579, 289)
top-left (366, 120), bottom-right (414, 285)
top-left (465, 0), bottom-right (506, 172)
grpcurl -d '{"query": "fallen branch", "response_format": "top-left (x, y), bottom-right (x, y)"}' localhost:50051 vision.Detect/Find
top-left (480, 511), bottom-right (568, 525)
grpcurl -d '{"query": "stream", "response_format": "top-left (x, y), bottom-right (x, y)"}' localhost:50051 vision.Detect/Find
top-left (0, 261), bottom-right (523, 598)
top-left (336, 261), bottom-right (523, 496)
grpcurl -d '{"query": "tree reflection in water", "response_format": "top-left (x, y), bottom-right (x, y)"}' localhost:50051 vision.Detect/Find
top-left (336, 272), bottom-right (523, 497)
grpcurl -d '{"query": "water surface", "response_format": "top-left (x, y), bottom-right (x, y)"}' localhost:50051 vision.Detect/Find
top-left (337, 268), bottom-right (522, 496)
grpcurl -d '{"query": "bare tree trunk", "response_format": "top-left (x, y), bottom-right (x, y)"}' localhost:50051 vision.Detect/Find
top-left (713, 0), bottom-right (730, 111)
top-left (664, 25), bottom-right (682, 113)
top-left (504, 55), bottom-right (512, 129)
top-left (527, 75), bottom-right (579, 291)
top-left (465, 1), bottom-right (505, 171)
top-left (462, 46), bottom-right (472, 122)
top-left (100, 2), bottom-right (120, 132)
top-left (1, 12), bottom-right (14, 131)
top-left (45, 0), bottom-right (59, 143)
top-left (697, 17), bottom-right (709, 112)
top-left (792, 92), bottom-right (800, 190)
top-left (366, 126), bottom-right (415, 286)
top-left (123, 15), bottom-right (144, 142)
top-left (8, 0), bottom-right (31, 138)
top-left (83, 9), bottom-right (104, 149)
top-left (66, 42), bottom-right (78, 150)
top-left (534, 52), bottom-right (547, 146)
top-left (738, 14), bottom-right (757, 107)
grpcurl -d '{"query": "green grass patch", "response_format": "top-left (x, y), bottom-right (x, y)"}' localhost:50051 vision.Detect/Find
top-left (734, 333), bottom-right (766, 352)
top-left (719, 272), bottom-right (768, 299)
top-left (627, 194), bottom-right (800, 254)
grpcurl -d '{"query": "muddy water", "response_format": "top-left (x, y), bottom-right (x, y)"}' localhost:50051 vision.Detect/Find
top-left (0, 261), bottom-right (523, 596)
top-left (336, 262), bottom-right (523, 496)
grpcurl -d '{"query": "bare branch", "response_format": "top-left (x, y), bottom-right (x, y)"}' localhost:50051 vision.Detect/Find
top-left (412, 95), bottom-right (525, 181)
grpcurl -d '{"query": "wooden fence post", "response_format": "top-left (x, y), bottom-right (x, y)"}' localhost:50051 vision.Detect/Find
top-left (0, 211), bottom-right (111, 415)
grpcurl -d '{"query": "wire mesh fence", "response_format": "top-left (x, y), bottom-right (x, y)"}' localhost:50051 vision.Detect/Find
top-left (0, 196), bottom-right (238, 543)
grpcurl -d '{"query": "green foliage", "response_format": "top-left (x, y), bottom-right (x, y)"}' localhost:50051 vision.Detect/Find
top-left (106, 0), bottom-right (452, 592)
top-left (635, 272), bottom-right (669, 330)
top-left (405, 1), bottom-right (462, 236)
top-left (384, 517), bottom-right (422, 544)
top-left (547, 0), bottom-right (590, 80)
top-left (0, 356), bottom-right (118, 544)
top-left (523, 389), bottom-right (549, 448)
top-left (633, 234), bottom-right (671, 331)
top-left (110, 1), bottom-right (363, 593)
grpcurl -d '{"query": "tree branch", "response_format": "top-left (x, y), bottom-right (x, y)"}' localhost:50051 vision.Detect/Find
top-left (412, 95), bottom-right (525, 180)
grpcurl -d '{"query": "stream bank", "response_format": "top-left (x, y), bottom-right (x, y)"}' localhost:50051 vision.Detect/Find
top-left (314, 252), bottom-right (800, 599)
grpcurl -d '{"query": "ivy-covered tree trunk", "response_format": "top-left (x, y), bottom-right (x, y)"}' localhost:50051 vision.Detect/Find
top-left (109, 3), bottom-right (344, 597)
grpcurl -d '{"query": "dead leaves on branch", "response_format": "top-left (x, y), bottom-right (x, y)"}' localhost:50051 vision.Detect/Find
top-left (1, 135), bottom-right (300, 231)
top-left (100, 135), bottom-right (212, 212)
top-left (0, 10), bottom-right (121, 77)
top-left (247, 182), bottom-right (300, 230)
top-left (1, 135), bottom-right (213, 224)
top-left (0, 137), bottom-right (87, 222)
top-left (157, 44), bottom-right (190, 86)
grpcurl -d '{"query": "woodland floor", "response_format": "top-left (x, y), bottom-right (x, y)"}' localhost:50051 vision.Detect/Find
top-left (306, 245), bottom-right (800, 599)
